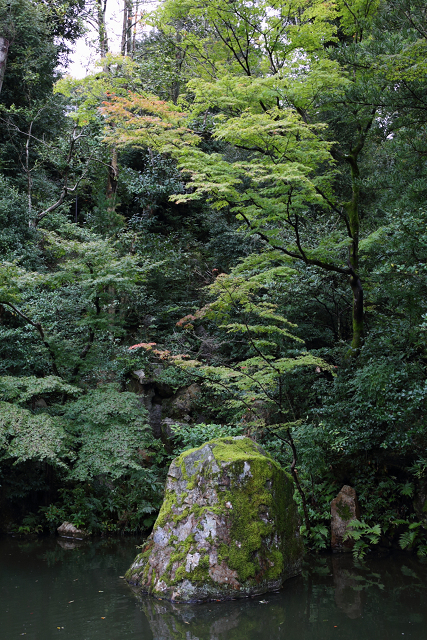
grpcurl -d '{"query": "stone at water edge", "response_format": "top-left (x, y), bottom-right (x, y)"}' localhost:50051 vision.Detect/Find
top-left (330, 485), bottom-right (360, 552)
top-left (126, 436), bottom-right (304, 602)
top-left (57, 522), bottom-right (88, 539)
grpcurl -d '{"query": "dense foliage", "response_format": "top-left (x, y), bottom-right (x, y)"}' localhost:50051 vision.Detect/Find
top-left (0, 0), bottom-right (427, 554)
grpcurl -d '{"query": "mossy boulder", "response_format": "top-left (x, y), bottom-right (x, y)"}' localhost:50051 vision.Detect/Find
top-left (126, 436), bottom-right (303, 602)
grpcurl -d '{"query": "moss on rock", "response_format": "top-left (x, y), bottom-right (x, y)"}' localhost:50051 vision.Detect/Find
top-left (126, 436), bottom-right (303, 602)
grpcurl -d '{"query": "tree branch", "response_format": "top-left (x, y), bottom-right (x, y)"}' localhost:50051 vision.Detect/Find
top-left (0, 301), bottom-right (60, 376)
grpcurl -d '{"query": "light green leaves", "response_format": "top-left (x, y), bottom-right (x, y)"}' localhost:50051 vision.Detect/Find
top-left (174, 267), bottom-right (329, 424)
top-left (0, 401), bottom-right (69, 467)
top-left (0, 261), bottom-right (43, 306)
top-left (0, 375), bottom-right (81, 404)
top-left (63, 385), bottom-right (153, 481)
top-left (0, 382), bottom-right (156, 482)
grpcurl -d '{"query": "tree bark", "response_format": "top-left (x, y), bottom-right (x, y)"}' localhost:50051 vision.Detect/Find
top-left (25, 121), bottom-right (33, 216)
top-left (120, 0), bottom-right (129, 55)
top-left (350, 270), bottom-right (364, 352)
top-left (0, 36), bottom-right (11, 94)
top-left (96, 0), bottom-right (109, 59)
top-left (106, 145), bottom-right (118, 200)
top-left (126, 0), bottom-right (133, 56)
top-left (344, 151), bottom-right (364, 354)
top-left (121, 0), bottom-right (137, 57)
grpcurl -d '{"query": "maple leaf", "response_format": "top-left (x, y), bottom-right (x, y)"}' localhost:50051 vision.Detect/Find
top-left (128, 342), bottom-right (157, 350)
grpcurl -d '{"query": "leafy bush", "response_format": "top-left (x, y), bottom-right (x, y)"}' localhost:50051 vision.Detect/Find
top-left (0, 401), bottom-right (69, 467)
top-left (171, 422), bottom-right (244, 454)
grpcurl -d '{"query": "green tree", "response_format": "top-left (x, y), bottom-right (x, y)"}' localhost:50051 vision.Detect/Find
top-left (112, 0), bottom-right (422, 355)
top-left (0, 224), bottom-right (149, 381)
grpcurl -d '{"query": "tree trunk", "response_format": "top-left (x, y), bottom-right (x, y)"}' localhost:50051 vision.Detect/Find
top-left (96, 0), bottom-right (109, 59)
top-left (106, 146), bottom-right (118, 200)
top-left (350, 272), bottom-right (363, 351)
top-left (131, 0), bottom-right (139, 57)
top-left (120, 0), bottom-right (128, 55)
top-left (126, 0), bottom-right (133, 56)
top-left (0, 36), bottom-right (10, 94)
top-left (121, 0), bottom-right (134, 56)
top-left (345, 152), bottom-right (364, 354)
top-left (95, 0), bottom-right (119, 212)
top-left (172, 24), bottom-right (185, 104)
top-left (25, 121), bottom-right (33, 216)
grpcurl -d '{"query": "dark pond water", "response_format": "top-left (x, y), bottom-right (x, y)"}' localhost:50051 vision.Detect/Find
top-left (1, 535), bottom-right (427, 639)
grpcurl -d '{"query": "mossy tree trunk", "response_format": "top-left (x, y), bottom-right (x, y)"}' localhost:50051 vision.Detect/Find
top-left (342, 111), bottom-right (375, 355)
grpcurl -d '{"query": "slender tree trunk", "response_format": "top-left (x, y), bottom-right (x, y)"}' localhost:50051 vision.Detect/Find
top-left (96, 0), bottom-right (109, 59)
top-left (25, 121), bottom-right (33, 216)
top-left (131, 1), bottom-right (139, 57)
top-left (120, 0), bottom-right (134, 56)
top-left (106, 145), bottom-right (118, 200)
top-left (120, 0), bottom-right (128, 55)
top-left (344, 152), bottom-right (364, 354)
top-left (277, 380), bottom-right (311, 535)
top-left (126, 0), bottom-right (133, 55)
top-left (350, 273), bottom-right (363, 351)
top-left (172, 24), bottom-right (184, 104)
top-left (0, 36), bottom-right (10, 94)
top-left (94, 0), bottom-right (119, 210)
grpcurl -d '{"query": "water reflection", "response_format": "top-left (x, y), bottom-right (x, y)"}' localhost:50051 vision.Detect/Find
top-left (331, 555), bottom-right (363, 619)
top-left (56, 538), bottom-right (87, 551)
top-left (139, 595), bottom-right (291, 640)
top-left (135, 554), bottom-right (427, 640)
top-left (1, 536), bottom-right (427, 640)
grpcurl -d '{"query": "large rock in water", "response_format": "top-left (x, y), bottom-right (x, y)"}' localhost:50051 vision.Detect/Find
top-left (126, 436), bottom-right (303, 602)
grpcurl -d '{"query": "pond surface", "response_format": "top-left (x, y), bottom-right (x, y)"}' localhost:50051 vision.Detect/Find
top-left (1, 535), bottom-right (427, 639)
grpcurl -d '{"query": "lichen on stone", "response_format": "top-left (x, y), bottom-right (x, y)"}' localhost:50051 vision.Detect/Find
top-left (126, 436), bottom-right (303, 602)
top-left (336, 499), bottom-right (353, 522)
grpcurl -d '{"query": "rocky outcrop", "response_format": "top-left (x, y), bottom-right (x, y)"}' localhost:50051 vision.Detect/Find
top-left (331, 485), bottom-right (360, 552)
top-left (57, 522), bottom-right (88, 539)
top-left (126, 436), bottom-right (303, 602)
top-left (130, 369), bottom-right (203, 441)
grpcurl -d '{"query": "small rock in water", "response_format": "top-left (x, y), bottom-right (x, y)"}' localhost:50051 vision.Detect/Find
top-left (57, 522), bottom-right (88, 539)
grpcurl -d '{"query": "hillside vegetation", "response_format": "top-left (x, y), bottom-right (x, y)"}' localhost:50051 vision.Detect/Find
top-left (1, 0), bottom-right (427, 555)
